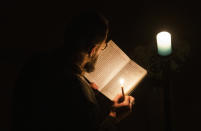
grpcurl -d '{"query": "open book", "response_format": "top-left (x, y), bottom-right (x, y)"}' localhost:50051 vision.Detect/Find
top-left (84, 40), bottom-right (147, 101)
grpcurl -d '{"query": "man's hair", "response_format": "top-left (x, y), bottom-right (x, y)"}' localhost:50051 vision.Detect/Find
top-left (64, 11), bottom-right (109, 54)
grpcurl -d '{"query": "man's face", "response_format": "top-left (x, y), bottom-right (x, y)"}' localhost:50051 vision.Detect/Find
top-left (83, 53), bottom-right (99, 73)
top-left (84, 38), bottom-right (107, 73)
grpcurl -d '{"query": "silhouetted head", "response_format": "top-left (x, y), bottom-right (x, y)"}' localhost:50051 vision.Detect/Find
top-left (64, 10), bottom-right (109, 74)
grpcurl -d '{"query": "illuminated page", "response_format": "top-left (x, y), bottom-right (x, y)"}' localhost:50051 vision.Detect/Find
top-left (84, 40), bottom-right (130, 90)
top-left (100, 60), bottom-right (147, 100)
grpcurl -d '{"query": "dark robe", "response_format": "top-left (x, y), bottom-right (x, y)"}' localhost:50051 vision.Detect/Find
top-left (11, 48), bottom-right (118, 131)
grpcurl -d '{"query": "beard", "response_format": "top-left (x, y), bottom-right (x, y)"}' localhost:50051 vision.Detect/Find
top-left (83, 55), bottom-right (98, 73)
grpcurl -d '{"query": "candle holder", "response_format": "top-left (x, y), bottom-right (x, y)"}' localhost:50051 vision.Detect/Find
top-left (130, 37), bottom-right (191, 131)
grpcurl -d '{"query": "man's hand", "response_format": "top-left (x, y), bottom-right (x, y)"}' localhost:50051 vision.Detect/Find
top-left (90, 82), bottom-right (99, 90)
top-left (109, 94), bottom-right (135, 122)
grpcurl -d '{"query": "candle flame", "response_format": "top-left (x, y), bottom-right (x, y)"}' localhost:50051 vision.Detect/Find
top-left (120, 78), bottom-right (124, 86)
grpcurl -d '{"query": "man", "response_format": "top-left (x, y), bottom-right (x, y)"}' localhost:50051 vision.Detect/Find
top-left (12, 11), bottom-right (135, 131)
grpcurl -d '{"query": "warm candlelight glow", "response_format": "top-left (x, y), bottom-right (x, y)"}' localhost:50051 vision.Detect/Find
top-left (156, 31), bottom-right (172, 56)
top-left (120, 78), bottom-right (124, 86)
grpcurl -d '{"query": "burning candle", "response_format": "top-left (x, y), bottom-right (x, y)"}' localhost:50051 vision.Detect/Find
top-left (156, 31), bottom-right (172, 56)
top-left (120, 78), bottom-right (125, 98)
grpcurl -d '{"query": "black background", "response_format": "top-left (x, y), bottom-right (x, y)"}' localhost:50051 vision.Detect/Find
top-left (1, 0), bottom-right (201, 131)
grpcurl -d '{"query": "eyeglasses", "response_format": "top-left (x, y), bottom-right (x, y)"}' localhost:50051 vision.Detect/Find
top-left (101, 32), bottom-right (110, 50)
top-left (101, 42), bottom-right (108, 50)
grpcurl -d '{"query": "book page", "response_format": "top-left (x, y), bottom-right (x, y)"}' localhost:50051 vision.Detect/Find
top-left (100, 60), bottom-right (147, 100)
top-left (84, 40), bottom-right (130, 90)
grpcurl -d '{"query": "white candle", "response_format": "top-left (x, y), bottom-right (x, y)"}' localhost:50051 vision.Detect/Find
top-left (120, 78), bottom-right (125, 98)
top-left (156, 31), bottom-right (172, 56)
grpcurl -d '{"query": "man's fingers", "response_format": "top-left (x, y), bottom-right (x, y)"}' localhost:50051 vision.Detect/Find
top-left (129, 96), bottom-right (135, 105)
top-left (128, 96), bottom-right (135, 111)
top-left (113, 94), bottom-right (123, 101)
top-left (124, 96), bottom-right (130, 105)
top-left (118, 96), bottom-right (130, 106)
top-left (113, 95), bottom-right (135, 109)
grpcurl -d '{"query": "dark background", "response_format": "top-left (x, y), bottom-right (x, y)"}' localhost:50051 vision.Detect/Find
top-left (1, 0), bottom-right (201, 131)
